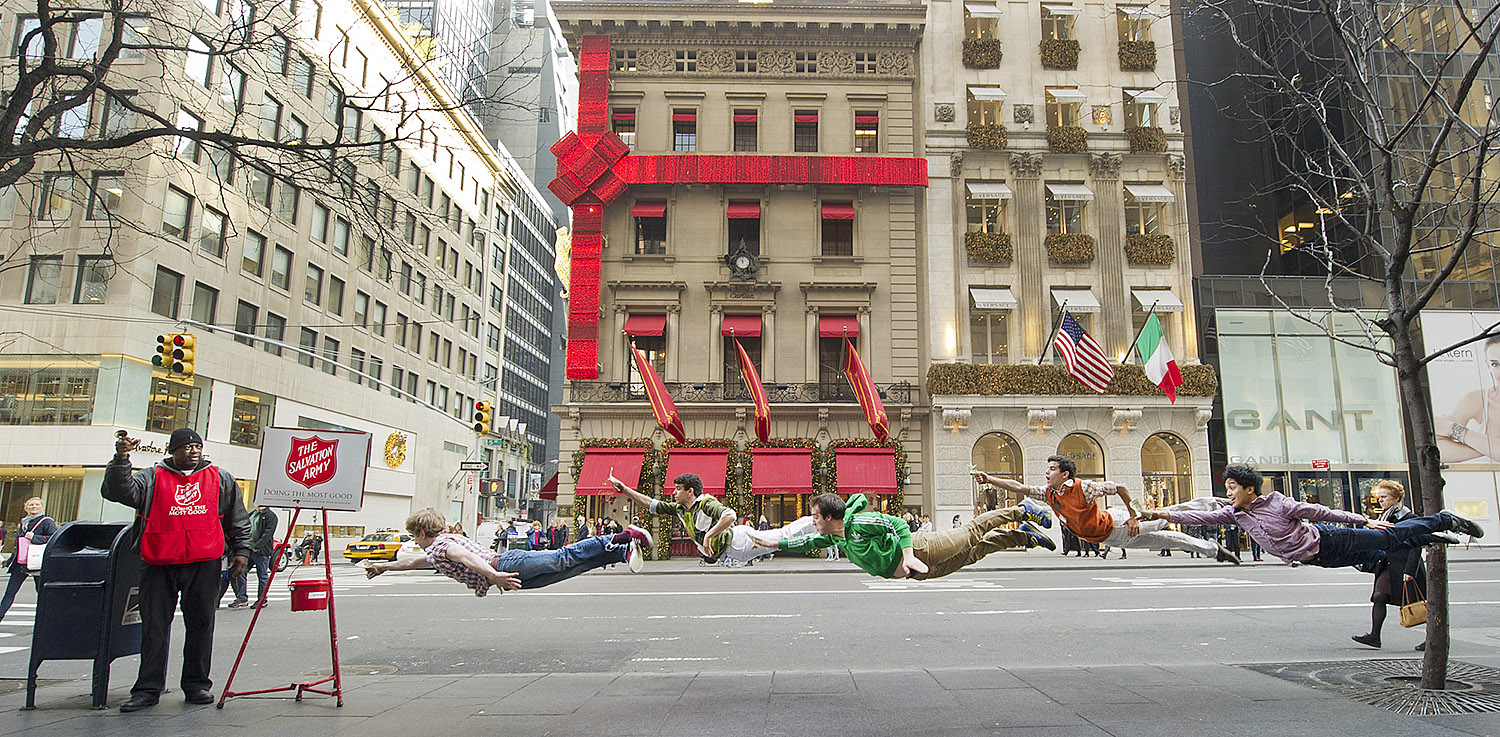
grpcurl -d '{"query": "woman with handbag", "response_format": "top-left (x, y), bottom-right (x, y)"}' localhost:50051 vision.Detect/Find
top-left (0, 497), bottom-right (59, 622)
top-left (1352, 480), bottom-right (1427, 649)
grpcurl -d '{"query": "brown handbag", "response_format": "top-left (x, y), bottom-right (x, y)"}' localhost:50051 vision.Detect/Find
top-left (1400, 579), bottom-right (1427, 628)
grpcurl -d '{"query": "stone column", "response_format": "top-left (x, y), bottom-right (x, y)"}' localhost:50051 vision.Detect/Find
top-left (710, 305), bottom-right (724, 381)
top-left (762, 304), bottom-right (776, 381)
top-left (1090, 152), bottom-right (1129, 360)
top-left (1009, 152), bottom-right (1046, 360)
top-left (805, 306), bottom-right (820, 380)
top-left (1167, 153), bottom-right (1198, 360)
top-left (666, 304), bottom-right (681, 381)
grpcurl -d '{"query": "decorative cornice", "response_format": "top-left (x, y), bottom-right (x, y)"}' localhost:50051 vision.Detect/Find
top-left (1008, 152), bottom-right (1044, 179)
top-left (1088, 152), bottom-right (1124, 178)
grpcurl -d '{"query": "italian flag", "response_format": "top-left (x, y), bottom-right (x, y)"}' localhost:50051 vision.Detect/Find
top-left (1135, 313), bottom-right (1183, 403)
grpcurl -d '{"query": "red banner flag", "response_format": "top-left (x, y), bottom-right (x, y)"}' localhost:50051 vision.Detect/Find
top-left (631, 342), bottom-right (686, 443)
top-left (842, 338), bottom-right (888, 442)
top-left (734, 337), bottom-right (771, 442)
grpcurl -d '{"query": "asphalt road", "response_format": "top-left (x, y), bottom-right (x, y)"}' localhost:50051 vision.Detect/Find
top-left (7, 556), bottom-right (1500, 685)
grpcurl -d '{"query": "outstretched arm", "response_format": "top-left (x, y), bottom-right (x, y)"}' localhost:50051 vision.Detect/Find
top-left (973, 471), bottom-right (1042, 499)
top-left (366, 555), bottom-right (433, 577)
top-left (609, 473), bottom-right (658, 509)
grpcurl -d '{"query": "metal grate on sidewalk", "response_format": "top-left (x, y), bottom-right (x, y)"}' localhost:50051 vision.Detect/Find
top-left (1240, 659), bottom-right (1500, 715)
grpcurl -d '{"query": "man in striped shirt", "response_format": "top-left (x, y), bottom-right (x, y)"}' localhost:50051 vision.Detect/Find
top-left (755, 493), bottom-right (1055, 580)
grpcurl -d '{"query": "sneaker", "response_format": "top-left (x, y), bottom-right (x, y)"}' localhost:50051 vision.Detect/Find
top-left (627, 541), bottom-right (645, 573)
top-left (1441, 510), bottom-right (1485, 539)
top-left (1415, 642), bottom-right (1426, 652)
top-left (1215, 542), bottom-right (1242, 565)
top-left (1019, 522), bottom-right (1056, 551)
top-left (1431, 531), bottom-right (1463, 545)
top-left (626, 524), bottom-right (656, 549)
top-left (1351, 633), bottom-right (1381, 649)
top-left (227, 600), bottom-right (250, 609)
top-left (1018, 498), bottom-right (1053, 529)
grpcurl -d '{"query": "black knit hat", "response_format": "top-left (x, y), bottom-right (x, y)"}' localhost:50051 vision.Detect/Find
top-left (167, 428), bottom-right (204, 452)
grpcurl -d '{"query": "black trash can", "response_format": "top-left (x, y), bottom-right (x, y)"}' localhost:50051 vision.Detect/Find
top-left (25, 521), bottom-right (142, 710)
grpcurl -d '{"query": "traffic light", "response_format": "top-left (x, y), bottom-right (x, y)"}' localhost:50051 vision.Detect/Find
top-left (154, 333), bottom-right (173, 368)
top-left (472, 400), bottom-right (492, 434)
top-left (170, 333), bottom-right (196, 378)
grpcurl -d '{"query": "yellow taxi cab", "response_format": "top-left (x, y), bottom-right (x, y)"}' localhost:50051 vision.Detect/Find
top-left (343, 529), bottom-right (413, 561)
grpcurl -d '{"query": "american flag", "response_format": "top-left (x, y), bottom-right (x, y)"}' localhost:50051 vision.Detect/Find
top-left (1053, 311), bottom-right (1114, 393)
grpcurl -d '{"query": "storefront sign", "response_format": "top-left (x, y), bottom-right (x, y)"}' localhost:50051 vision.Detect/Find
top-left (1424, 311), bottom-right (1500, 465)
top-left (256, 427), bottom-right (370, 511)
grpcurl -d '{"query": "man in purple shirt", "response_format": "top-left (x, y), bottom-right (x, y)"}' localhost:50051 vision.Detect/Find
top-left (1143, 465), bottom-right (1483, 569)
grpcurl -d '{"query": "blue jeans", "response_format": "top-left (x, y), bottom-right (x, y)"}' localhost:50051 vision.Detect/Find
top-left (1311, 511), bottom-right (1456, 569)
top-left (494, 534), bottom-right (626, 589)
top-left (249, 553), bottom-right (272, 603)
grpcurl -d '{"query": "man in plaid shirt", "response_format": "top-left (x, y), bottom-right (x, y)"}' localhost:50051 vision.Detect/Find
top-left (366, 509), bottom-right (653, 594)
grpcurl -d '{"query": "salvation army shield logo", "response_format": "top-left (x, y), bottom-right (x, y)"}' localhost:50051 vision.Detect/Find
top-left (286, 436), bottom-right (339, 490)
top-left (175, 482), bottom-right (202, 506)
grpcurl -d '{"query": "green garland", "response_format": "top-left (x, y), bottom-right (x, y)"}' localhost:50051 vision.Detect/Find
top-left (1045, 232), bottom-right (1096, 263)
top-left (965, 121), bottom-right (1007, 150)
top-left (1039, 38), bottom-right (1080, 70)
top-left (1046, 125), bottom-right (1088, 154)
top-left (926, 362), bottom-right (1219, 397)
top-left (1126, 125), bottom-right (1167, 153)
top-left (1125, 233), bottom-right (1175, 265)
top-left (1118, 40), bottom-right (1156, 71)
top-left (961, 38), bottom-right (1003, 68)
top-left (826, 438), bottom-right (907, 511)
top-left (965, 231), bottom-right (1013, 262)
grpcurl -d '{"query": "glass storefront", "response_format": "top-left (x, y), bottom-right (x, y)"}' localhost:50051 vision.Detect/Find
top-left (972, 431), bottom-right (1023, 513)
top-left (1141, 432), bottom-right (1191, 508)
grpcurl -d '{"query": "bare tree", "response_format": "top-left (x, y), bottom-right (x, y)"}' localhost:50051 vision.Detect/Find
top-left (1193, 0), bottom-right (1500, 687)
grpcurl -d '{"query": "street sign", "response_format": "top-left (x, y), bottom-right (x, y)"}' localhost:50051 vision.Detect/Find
top-left (483, 438), bottom-right (506, 448)
top-left (459, 461), bottom-right (487, 471)
top-left (1312, 459), bottom-right (1330, 470)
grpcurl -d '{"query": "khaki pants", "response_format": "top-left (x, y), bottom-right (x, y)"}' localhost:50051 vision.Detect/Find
top-left (909, 506), bottom-right (1030, 580)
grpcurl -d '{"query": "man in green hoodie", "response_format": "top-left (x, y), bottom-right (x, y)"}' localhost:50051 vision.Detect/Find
top-left (752, 493), bottom-right (1055, 579)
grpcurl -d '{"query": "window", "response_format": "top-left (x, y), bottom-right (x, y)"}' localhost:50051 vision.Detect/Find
top-left (146, 374), bottom-right (200, 433)
top-left (820, 201), bottom-right (854, 256)
top-left (36, 173), bottom-right (75, 221)
top-left (323, 83), bottom-right (341, 123)
top-left (625, 336), bottom-right (666, 397)
top-left (284, 115), bottom-right (307, 144)
top-left (185, 34), bottom-right (212, 87)
top-left (966, 182), bottom-right (1010, 233)
top-left (672, 109), bottom-right (696, 152)
top-left (727, 200), bottom-right (760, 256)
top-left (206, 145), bottom-right (233, 183)
top-left (389, 366), bottom-right (405, 398)
top-left (360, 235), bottom-right (375, 271)
top-left (1046, 89), bottom-right (1082, 127)
top-left (270, 245), bottom-right (292, 289)
top-left (277, 180), bottom-right (299, 222)
top-left (1057, 432), bottom-right (1105, 481)
top-left (613, 49), bottom-right (636, 71)
top-left (1124, 90), bottom-right (1161, 128)
top-left (190, 282), bottom-right (218, 325)
top-left (854, 52), bottom-right (877, 74)
top-left (341, 106), bottom-right (360, 141)
top-left (722, 335), bottom-right (761, 399)
top-left (817, 335), bottom-right (853, 400)
top-left (199, 207), bottom-right (227, 258)
top-left (968, 88), bottom-right (1005, 125)
top-left (220, 63), bottom-right (245, 110)
top-left (163, 186), bottom-right (191, 239)
top-left (853, 111), bottom-right (879, 153)
top-left (322, 337), bottom-right (338, 375)
top-left (795, 51), bottom-right (818, 73)
top-left (632, 201), bottom-right (666, 255)
top-left (412, 272), bottom-right (426, 303)
top-left (304, 263), bottom-right (323, 305)
top-left (965, 3), bottom-right (1000, 39)
top-left (368, 356), bottom-right (383, 386)
top-left (151, 267), bottom-right (182, 317)
top-left (74, 256), bottom-right (110, 303)
top-left (674, 50), bottom-right (696, 72)
top-left (733, 110), bottom-right (757, 152)
top-left (971, 311), bottom-right (1009, 364)
top-left (1118, 6), bottom-right (1153, 43)
top-left (1042, 4), bottom-right (1076, 39)
top-left (234, 300), bottom-right (258, 345)
top-left (101, 92), bottom-right (136, 135)
top-left (311, 202), bottom-right (329, 243)
top-left (0, 185), bottom-right (13, 220)
top-left (1045, 183), bottom-right (1089, 234)
top-left (735, 50), bottom-right (757, 72)
top-left (244, 230), bottom-right (265, 275)
top-left (269, 33), bottom-right (289, 74)
top-left (298, 329), bottom-right (318, 367)
top-left (259, 93), bottom-right (282, 139)
top-left (248, 167), bottom-right (272, 208)
top-left (354, 291), bottom-right (369, 326)
top-left (327, 276), bottom-right (344, 315)
top-left (175, 109), bottom-right (203, 163)
top-left (349, 348), bottom-right (365, 384)
top-left (972, 432), bottom-right (1023, 511)
top-left (332, 217), bottom-right (350, 256)
top-left (395, 314), bottom-right (408, 347)
top-left (230, 389), bottom-right (273, 448)
top-left (55, 93), bottom-right (88, 138)
top-left (1124, 187), bottom-right (1163, 235)
top-left (24, 256), bottom-right (61, 304)
top-left (69, 16), bottom-right (102, 59)
top-left (263, 313), bottom-right (286, 354)
top-left (794, 111), bottom-right (818, 152)
top-left (87, 172), bottom-right (122, 220)
top-left (372, 301), bottom-right (387, 337)
top-left (292, 53), bottom-right (314, 97)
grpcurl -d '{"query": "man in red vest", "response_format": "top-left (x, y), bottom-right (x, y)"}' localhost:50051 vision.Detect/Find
top-left (104, 428), bottom-right (252, 712)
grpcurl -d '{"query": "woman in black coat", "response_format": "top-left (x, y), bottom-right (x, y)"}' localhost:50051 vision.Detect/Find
top-left (0, 497), bottom-right (60, 622)
top-left (1352, 480), bottom-right (1426, 650)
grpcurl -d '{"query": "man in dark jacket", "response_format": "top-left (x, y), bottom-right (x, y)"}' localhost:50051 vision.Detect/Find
top-left (246, 505), bottom-right (278, 608)
top-left (104, 428), bottom-right (252, 712)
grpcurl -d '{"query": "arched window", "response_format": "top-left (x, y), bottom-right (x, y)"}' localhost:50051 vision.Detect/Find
top-left (972, 432), bottom-right (1022, 513)
top-left (1141, 432), bottom-right (1191, 508)
top-left (1057, 433), bottom-right (1105, 482)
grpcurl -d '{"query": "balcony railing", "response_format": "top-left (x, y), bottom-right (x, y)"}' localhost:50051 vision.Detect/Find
top-left (569, 381), bottom-right (916, 405)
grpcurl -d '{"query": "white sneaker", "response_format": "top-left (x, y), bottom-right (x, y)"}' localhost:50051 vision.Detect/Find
top-left (627, 541), bottom-right (645, 573)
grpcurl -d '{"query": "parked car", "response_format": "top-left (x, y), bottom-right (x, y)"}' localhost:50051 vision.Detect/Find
top-left (343, 529), bottom-right (412, 561)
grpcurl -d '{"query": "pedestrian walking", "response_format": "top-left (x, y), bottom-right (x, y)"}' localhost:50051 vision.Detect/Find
top-left (1351, 480), bottom-right (1427, 650)
top-left (244, 505), bottom-right (277, 608)
top-left (103, 428), bottom-right (252, 712)
top-left (0, 497), bottom-right (58, 623)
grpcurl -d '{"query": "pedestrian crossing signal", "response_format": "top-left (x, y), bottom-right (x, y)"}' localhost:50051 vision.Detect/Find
top-left (473, 401), bottom-right (492, 434)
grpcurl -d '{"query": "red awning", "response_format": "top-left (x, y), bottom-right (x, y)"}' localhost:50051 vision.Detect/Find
top-left (821, 202), bottom-right (856, 220)
top-left (794, 113), bottom-right (819, 123)
top-left (575, 449), bottom-right (648, 496)
top-left (630, 200), bottom-right (667, 217)
top-left (538, 472), bottom-right (558, 500)
top-left (726, 201), bottom-right (761, 219)
top-left (751, 448), bottom-right (814, 495)
top-left (835, 448), bottom-right (897, 495)
top-left (663, 448), bottom-right (731, 496)
top-left (721, 315), bottom-right (762, 337)
top-left (611, 110), bottom-right (636, 121)
top-left (818, 315), bottom-right (859, 338)
top-left (672, 111), bottom-right (697, 122)
top-left (855, 114), bottom-right (879, 127)
top-left (623, 314), bottom-right (666, 337)
top-left (733, 112), bottom-right (758, 123)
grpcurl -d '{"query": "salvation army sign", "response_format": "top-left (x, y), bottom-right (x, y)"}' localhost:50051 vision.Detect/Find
top-left (255, 427), bottom-right (370, 511)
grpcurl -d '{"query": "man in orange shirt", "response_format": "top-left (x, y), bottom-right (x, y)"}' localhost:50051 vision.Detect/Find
top-left (974, 455), bottom-right (1240, 564)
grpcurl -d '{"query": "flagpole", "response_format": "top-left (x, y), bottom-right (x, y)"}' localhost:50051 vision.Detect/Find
top-left (1124, 301), bottom-right (1160, 365)
top-left (1038, 300), bottom-right (1068, 365)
